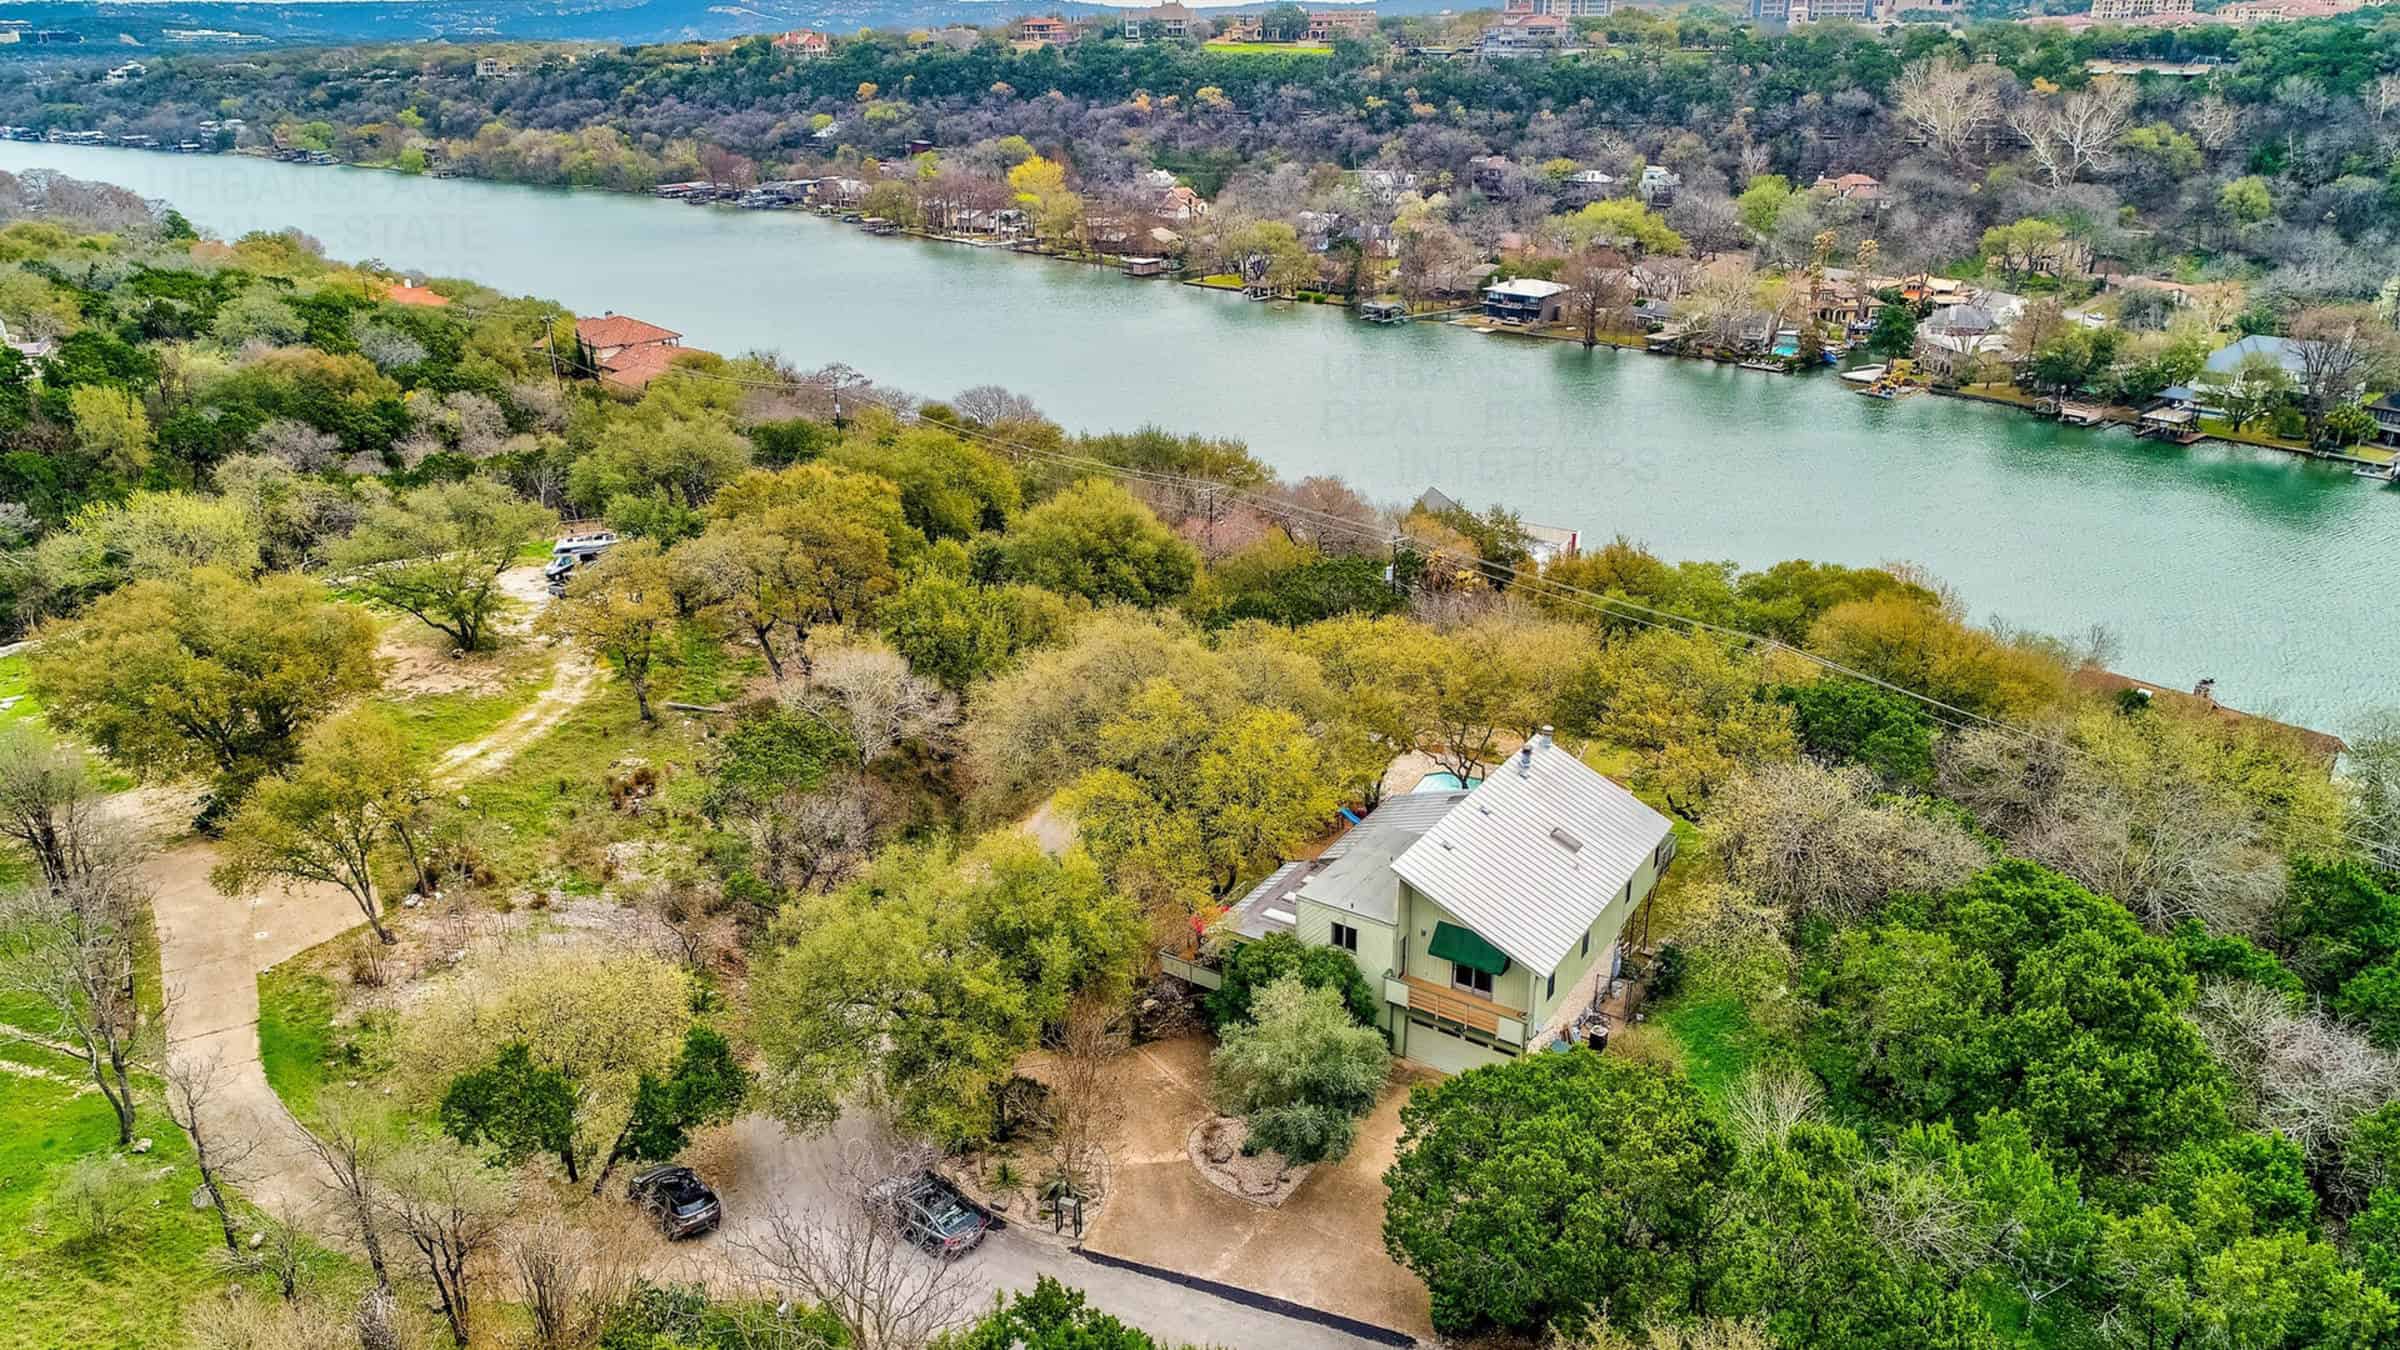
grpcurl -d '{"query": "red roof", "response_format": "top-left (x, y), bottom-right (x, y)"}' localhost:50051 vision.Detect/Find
top-left (599, 342), bottom-right (712, 389)
top-left (2071, 668), bottom-right (2347, 762)
top-left (576, 314), bottom-right (681, 348)
top-left (383, 282), bottom-right (451, 308)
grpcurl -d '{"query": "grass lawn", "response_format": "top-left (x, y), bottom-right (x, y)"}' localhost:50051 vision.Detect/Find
top-left (2, 953), bottom-right (351, 1349)
top-left (1653, 995), bottom-right (1767, 1106)
top-left (256, 965), bottom-right (342, 1125)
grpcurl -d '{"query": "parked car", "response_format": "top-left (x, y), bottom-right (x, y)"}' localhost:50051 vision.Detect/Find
top-left (628, 1165), bottom-right (721, 1239)
top-left (543, 531), bottom-right (618, 596)
top-left (870, 1170), bottom-right (992, 1258)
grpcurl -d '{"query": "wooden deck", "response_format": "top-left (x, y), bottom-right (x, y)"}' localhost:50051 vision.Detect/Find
top-left (1400, 974), bottom-right (1522, 1037)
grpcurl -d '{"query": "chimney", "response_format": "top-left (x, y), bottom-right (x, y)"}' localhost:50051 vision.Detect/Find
top-left (1533, 725), bottom-right (1554, 750)
top-left (1516, 744), bottom-right (1533, 778)
top-left (2193, 678), bottom-right (2217, 704)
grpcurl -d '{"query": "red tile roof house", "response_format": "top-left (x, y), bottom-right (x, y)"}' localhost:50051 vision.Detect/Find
top-left (539, 313), bottom-right (711, 390)
top-left (772, 29), bottom-right (831, 56)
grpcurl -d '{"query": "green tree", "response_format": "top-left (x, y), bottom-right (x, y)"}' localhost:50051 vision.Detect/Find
top-left (440, 1042), bottom-right (580, 1179)
top-left (593, 1025), bottom-right (749, 1192)
top-left (749, 836), bottom-right (1143, 1147)
top-left (948, 1278), bottom-right (1158, 1349)
top-left (1777, 676), bottom-right (1937, 787)
top-left (331, 478), bottom-right (555, 652)
top-left (879, 568), bottom-right (1070, 688)
top-left (535, 538), bottom-right (680, 722)
top-left (1735, 174), bottom-right (1794, 240)
top-left (67, 383), bottom-right (152, 481)
top-left (1202, 931), bottom-right (1381, 1030)
top-left (212, 707), bottom-right (431, 944)
top-left (1866, 297), bottom-right (1918, 361)
top-left (1556, 199), bottom-right (1686, 255)
top-left (1210, 976), bottom-right (1390, 1165)
top-left (1557, 627), bottom-right (1796, 821)
top-left (1002, 478), bottom-right (1197, 606)
top-left (1383, 1052), bottom-right (1733, 1336)
top-left (31, 567), bottom-right (380, 806)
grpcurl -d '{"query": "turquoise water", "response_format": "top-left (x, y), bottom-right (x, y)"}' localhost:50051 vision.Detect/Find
top-left (1413, 773), bottom-right (1482, 793)
top-left (0, 143), bottom-right (2391, 731)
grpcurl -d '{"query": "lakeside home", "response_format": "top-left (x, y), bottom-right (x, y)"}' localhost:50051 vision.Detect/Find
top-left (1198, 737), bottom-right (1676, 1074)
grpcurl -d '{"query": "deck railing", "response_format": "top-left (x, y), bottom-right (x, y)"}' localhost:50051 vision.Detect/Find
top-left (1394, 974), bottom-right (1525, 1045)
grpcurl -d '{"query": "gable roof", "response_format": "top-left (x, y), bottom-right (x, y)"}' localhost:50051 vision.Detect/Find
top-left (383, 282), bottom-right (450, 308)
top-left (1391, 741), bottom-right (1673, 977)
top-left (577, 314), bottom-right (681, 348)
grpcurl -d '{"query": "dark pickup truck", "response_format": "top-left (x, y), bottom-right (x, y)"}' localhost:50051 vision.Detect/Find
top-left (870, 1170), bottom-right (996, 1259)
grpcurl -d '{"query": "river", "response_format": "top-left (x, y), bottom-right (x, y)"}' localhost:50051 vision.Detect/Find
top-left (1, 142), bottom-right (2391, 731)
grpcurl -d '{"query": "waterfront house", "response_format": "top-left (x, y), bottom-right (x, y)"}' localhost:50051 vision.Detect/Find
top-left (2369, 392), bottom-right (2400, 448)
top-left (1157, 184), bottom-right (1208, 220)
top-left (1479, 12), bottom-right (1571, 55)
top-left (2072, 670), bottom-right (2346, 765)
top-left (1122, 2), bottom-right (1196, 40)
top-left (473, 57), bottom-right (516, 78)
top-left (1482, 277), bottom-right (1568, 325)
top-left (1017, 15), bottom-right (1077, 45)
top-left (1307, 8), bottom-right (1379, 40)
top-left (2157, 334), bottom-right (2323, 414)
top-left (539, 313), bottom-right (706, 391)
top-left (102, 61), bottom-right (145, 84)
top-left (772, 29), bottom-right (831, 57)
top-left (1560, 168), bottom-right (1618, 203)
top-left (1208, 738), bottom-right (1675, 1074)
top-left (1637, 165), bottom-right (1681, 205)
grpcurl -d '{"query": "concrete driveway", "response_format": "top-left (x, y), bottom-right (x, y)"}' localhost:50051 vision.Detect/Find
top-left (698, 1112), bottom-right (1403, 1349)
top-left (1078, 1037), bottom-right (1435, 1342)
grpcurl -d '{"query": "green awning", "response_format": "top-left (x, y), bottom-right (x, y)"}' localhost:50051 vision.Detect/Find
top-left (1430, 921), bottom-right (1512, 977)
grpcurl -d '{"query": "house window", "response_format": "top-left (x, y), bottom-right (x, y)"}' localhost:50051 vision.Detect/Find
top-left (1331, 922), bottom-right (1359, 954)
top-left (1452, 963), bottom-right (1494, 997)
top-left (1582, 931), bottom-right (1590, 959)
top-left (1546, 972), bottom-right (1556, 1000)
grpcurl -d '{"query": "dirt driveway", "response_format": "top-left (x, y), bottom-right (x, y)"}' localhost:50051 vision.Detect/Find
top-left (1079, 1036), bottom-right (1435, 1342)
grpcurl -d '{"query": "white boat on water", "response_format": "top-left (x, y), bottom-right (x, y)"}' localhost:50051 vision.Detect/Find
top-left (1840, 364), bottom-right (1885, 385)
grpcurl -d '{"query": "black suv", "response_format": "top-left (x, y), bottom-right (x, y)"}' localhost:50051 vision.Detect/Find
top-left (628, 1165), bottom-right (722, 1239)
top-left (870, 1170), bottom-right (993, 1259)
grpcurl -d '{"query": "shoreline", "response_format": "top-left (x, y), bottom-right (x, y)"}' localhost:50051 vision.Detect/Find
top-left (27, 142), bottom-right (2400, 481)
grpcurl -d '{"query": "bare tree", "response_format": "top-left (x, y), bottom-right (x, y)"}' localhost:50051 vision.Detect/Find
top-left (505, 1196), bottom-right (651, 1350)
top-left (381, 1142), bottom-right (515, 1347)
top-left (2184, 93), bottom-right (2239, 152)
top-left (163, 1050), bottom-right (262, 1253)
top-left (0, 724), bottom-right (125, 893)
top-left (1047, 997), bottom-right (1120, 1201)
top-left (217, 1203), bottom-right (318, 1304)
top-left (0, 871), bottom-right (153, 1144)
top-left (2197, 980), bottom-right (2400, 1166)
top-left (746, 780), bottom-right (875, 896)
top-left (2287, 304), bottom-right (2400, 445)
top-left (1559, 246), bottom-right (1636, 350)
top-left (1939, 724), bottom-right (2287, 936)
top-left (789, 641), bottom-right (958, 770)
top-left (1709, 761), bottom-right (1985, 928)
top-left (1893, 56), bottom-right (2006, 169)
top-left (1722, 1063), bottom-right (1823, 1153)
top-left (2010, 79), bottom-right (2136, 189)
top-left (302, 1095), bottom-right (396, 1293)
top-left (950, 385), bottom-right (1044, 428)
top-left (732, 1135), bottom-right (981, 1350)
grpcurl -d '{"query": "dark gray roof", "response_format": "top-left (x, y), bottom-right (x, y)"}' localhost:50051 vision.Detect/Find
top-left (1226, 789), bottom-right (1470, 937)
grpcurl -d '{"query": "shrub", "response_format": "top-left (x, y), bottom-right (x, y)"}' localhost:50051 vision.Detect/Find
top-left (1210, 977), bottom-right (1390, 1165)
top-left (1201, 931), bottom-right (1379, 1030)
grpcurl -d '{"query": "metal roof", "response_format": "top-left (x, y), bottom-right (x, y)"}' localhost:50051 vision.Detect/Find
top-left (1390, 743), bottom-right (1673, 977)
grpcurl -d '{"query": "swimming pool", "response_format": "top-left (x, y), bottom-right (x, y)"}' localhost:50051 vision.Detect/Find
top-left (1413, 771), bottom-right (1483, 792)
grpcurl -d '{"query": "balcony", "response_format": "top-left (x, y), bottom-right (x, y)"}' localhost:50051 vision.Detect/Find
top-left (1390, 974), bottom-right (1525, 1045)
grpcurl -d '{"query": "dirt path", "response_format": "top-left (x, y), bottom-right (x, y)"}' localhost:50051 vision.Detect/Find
top-left (432, 653), bottom-right (597, 786)
top-left (147, 615), bottom-right (598, 1218)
